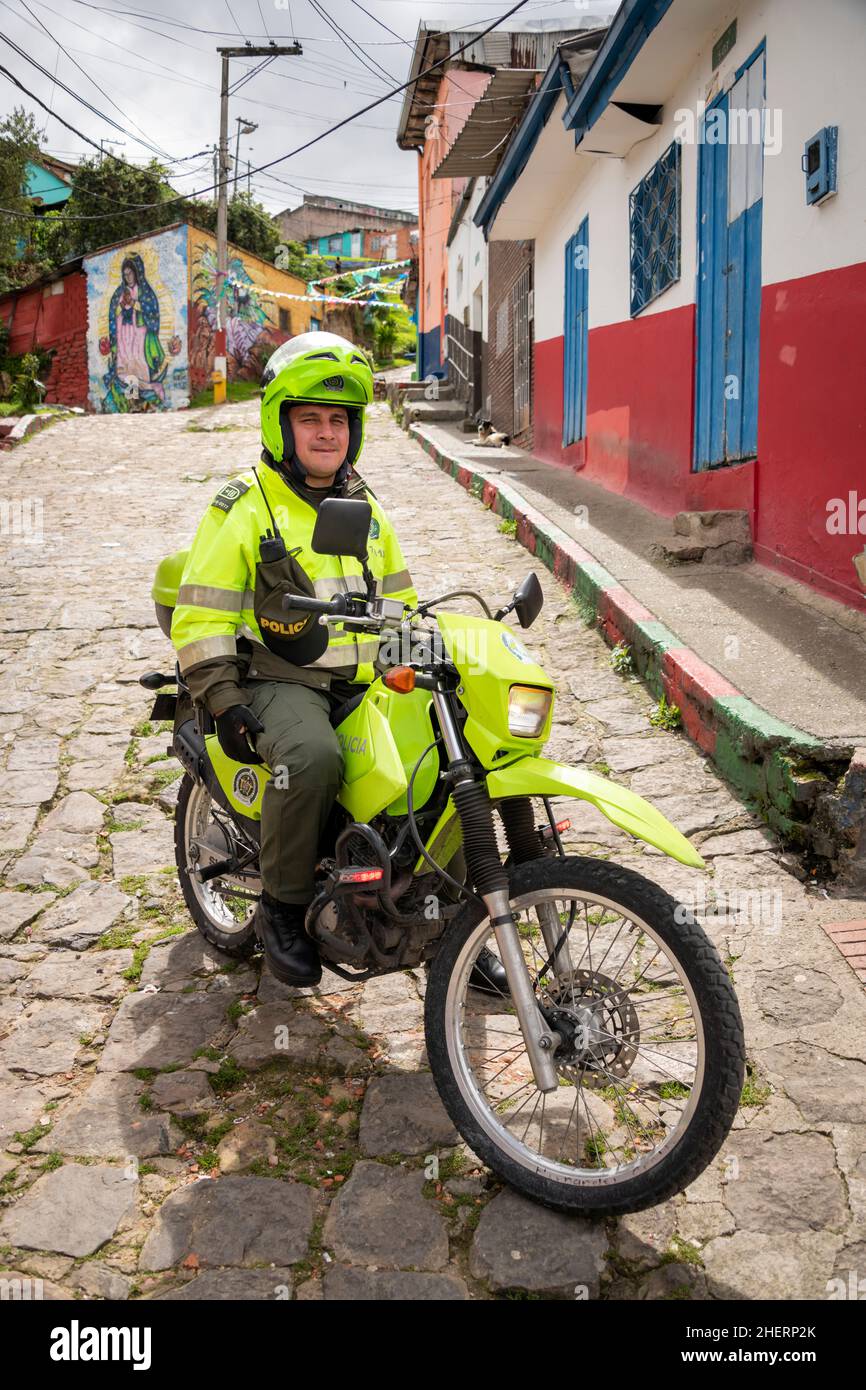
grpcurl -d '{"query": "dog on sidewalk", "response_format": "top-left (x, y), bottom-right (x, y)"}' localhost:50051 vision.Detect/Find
top-left (475, 419), bottom-right (511, 448)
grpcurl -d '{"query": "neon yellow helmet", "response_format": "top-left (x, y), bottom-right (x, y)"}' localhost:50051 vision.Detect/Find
top-left (260, 331), bottom-right (374, 467)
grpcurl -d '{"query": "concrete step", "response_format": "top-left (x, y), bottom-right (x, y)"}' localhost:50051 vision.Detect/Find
top-left (402, 382), bottom-right (457, 402)
top-left (401, 399), bottom-right (465, 426)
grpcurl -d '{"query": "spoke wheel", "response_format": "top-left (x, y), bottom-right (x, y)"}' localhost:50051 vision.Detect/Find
top-left (174, 774), bottom-right (260, 957)
top-left (425, 856), bottom-right (745, 1215)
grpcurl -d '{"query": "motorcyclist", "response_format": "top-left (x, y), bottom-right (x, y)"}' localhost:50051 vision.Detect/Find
top-left (172, 330), bottom-right (507, 997)
top-left (171, 333), bottom-right (417, 985)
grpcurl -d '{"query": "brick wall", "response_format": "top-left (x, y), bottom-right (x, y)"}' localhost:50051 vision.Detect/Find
top-left (487, 239), bottom-right (534, 449)
top-left (278, 204), bottom-right (416, 249)
top-left (0, 270), bottom-right (89, 409)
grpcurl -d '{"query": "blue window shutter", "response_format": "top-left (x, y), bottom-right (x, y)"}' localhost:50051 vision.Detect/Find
top-left (563, 217), bottom-right (589, 446)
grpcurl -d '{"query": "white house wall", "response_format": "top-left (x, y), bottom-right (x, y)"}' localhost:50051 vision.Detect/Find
top-left (529, 0), bottom-right (866, 343)
top-left (447, 179), bottom-right (489, 336)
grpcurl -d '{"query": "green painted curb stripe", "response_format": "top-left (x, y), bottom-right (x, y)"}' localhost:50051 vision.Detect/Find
top-left (410, 422), bottom-right (832, 796)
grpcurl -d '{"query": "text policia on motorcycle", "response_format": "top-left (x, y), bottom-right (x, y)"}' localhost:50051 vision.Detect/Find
top-left (143, 330), bottom-right (745, 1215)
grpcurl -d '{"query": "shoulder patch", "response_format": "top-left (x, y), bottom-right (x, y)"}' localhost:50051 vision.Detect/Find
top-left (211, 479), bottom-right (251, 514)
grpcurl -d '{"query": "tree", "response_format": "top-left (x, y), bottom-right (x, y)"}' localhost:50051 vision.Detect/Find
top-left (226, 192), bottom-right (280, 262)
top-left (57, 154), bottom-right (176, 260)
top-left (57, 158), bottom-right (280, 264)
top-left (0, 107), bottom-right (42, 290)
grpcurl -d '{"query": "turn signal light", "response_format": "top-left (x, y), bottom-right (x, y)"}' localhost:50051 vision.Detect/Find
top-left (383, 666), bottom-right (416, 693)
top-left (541, 819), bottom-right (571, 839)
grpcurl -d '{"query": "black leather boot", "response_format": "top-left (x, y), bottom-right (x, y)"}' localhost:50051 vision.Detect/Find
top-left (469, 946), bottom-right (509, 996)
top-left (254, 893), bottom-right (322, 987)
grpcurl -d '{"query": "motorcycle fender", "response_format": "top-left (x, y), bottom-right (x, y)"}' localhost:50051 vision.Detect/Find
top-left (486, 756), bottom-right (706, 869)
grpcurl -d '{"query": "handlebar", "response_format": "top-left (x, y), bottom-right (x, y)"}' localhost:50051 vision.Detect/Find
top-left (282, 592), bottom-right (348, 616)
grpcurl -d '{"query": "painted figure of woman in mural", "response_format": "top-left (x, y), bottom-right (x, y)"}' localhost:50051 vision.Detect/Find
top-left (101, 254), bottom-right (168, 411)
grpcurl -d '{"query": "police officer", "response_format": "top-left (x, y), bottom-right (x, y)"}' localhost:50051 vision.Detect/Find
top-left (171, 333), bottom-right (417, 986)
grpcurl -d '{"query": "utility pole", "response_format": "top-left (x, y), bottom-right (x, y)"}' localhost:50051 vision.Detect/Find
top-left (234, 117), bottom-right (258, 200)
top-left (214, 43), bottom-right (301, 404)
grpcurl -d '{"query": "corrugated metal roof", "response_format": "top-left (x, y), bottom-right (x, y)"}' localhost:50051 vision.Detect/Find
top-left (560, 27), bottom-right (611, 86)
top-left (450, 28), bottom-right (582, 71)
top-left (396, 25), bottom-right (585, 150)
top-left (431, 68), bottom-right (541, 179)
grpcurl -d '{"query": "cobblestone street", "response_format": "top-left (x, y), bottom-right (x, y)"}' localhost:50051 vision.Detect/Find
top-left (1, 400), bottom-right (865, 1300)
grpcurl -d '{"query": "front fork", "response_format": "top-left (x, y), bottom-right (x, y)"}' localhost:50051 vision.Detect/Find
top-left (432, 690), bottom-right (561, 1094)
top-left (483, 886), bottom-right (560, 1094)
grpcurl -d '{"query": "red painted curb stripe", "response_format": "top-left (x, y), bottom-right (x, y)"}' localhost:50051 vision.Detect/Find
top-left (601, 585), bottom-right (657, 627)
top-left (414, 429), bottom-right (866, 926)
top-left (663, 646), bottom-right (742, 704)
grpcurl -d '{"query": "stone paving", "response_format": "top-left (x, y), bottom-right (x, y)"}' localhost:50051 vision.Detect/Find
top-left (0, 401), bottom-right (864, 1301)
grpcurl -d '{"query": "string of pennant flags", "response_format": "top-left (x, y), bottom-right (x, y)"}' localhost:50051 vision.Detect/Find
top-left (223, 272), bottom-right (407, 308)
top-left (307, 257), bottom-right (411, 288)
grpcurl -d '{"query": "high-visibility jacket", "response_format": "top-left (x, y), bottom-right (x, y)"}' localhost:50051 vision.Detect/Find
top-left (171, 463), bottom-right (417, 715)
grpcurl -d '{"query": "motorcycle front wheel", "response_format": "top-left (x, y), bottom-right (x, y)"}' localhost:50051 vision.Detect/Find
top-left (425, 856), bottom-right (745, 1215)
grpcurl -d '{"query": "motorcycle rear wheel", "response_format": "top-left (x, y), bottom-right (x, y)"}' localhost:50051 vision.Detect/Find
top-left (425, 855), bottom-right (745, 1215)
top-left (174, 773), bottom-right (259, 958)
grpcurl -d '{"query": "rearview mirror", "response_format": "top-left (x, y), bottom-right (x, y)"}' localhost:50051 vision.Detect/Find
top-left (513, 572), bottom-right (543, 629)
top-left (311, 498), bottom-right (372, 560)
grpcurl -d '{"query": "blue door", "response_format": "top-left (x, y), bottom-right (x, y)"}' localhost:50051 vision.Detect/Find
top-left (563, 217), bottom-right (589, 446)
top-left (694, 46), bottom-right (765, 468)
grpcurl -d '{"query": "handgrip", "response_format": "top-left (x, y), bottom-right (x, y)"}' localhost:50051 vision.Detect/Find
top-left (281, 592), bottom-right (348, 615)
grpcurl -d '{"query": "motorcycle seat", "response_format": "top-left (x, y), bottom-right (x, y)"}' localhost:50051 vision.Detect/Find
top-left (329, 690), bottom-right (365, 729)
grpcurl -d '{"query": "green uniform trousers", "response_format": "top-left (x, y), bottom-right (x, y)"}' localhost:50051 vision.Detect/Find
top-left (241, 679), bottom-right (346, 905)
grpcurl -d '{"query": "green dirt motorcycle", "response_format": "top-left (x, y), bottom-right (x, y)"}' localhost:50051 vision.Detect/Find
top-left (142, 496), bottom-right (745, 1215)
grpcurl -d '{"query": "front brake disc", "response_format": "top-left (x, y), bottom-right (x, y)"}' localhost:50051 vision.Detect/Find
top-left (543, 970), bottom-right (640, 1087)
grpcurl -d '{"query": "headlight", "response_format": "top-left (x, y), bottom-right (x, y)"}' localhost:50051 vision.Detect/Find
top-left (508, 685), bottom-right (552, 737)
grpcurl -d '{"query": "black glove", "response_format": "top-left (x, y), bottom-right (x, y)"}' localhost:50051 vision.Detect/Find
top-left (214, 705), bottom-right (265, 765)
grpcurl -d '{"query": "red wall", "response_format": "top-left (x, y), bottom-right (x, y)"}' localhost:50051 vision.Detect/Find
top-left (754, 261), bottom-right (866, 608)
top-left (533, 259), bottom-right (866, 610)
top-left (1, 271), bottom-right (89, 408)
top-left (534, 304), bottom-right (755, 517)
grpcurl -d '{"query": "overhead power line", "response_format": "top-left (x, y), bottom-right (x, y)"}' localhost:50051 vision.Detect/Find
top-left (13, 0), bottom-right (168, 160)
top-left (0, 0), bottom-right (532, 224)
top-left (0, 28), bottom-right (184, 163)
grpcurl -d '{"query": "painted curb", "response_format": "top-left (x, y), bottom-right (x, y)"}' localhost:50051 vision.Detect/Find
top-left (0, 409), bottom-right (77, 453)
top-left (409, 420), bottom-right (862, 868)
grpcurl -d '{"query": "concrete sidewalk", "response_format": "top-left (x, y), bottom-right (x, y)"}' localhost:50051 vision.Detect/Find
top-left (406, 416), bottom-right (866, 879)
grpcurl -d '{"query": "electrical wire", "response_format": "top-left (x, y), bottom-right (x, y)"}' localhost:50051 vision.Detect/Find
top-left (405, 734), bottom-right (484, 911)
top-left (0, 0), bottom-right (533, 224)
top-left (307, 0), bottom-right (398, 90)
top-left (0, 27), bottom-right (184, 163)
top-left (22, 1), bottom-right (396, 127)
top-left (223, 0), bottom-right (245, 40)
top-left (14, 0), bottom-right (169, 159)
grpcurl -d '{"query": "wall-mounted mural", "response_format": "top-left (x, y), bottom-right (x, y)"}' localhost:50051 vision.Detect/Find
top-left (85, 225), bottom-right (189, 412)
top-left (187, 230), bottom-right (313, 396)
top-left (192, 244), bottom-right (271, 365)
top-left (189, 240), bottom-right (275, 392)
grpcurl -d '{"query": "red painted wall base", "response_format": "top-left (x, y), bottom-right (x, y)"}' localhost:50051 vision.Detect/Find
top-left (532, 259), bottom-right (866, 609)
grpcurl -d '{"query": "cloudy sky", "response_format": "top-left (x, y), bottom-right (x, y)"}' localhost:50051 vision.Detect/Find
top-left (1, 0), bottom-right (619, 216)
